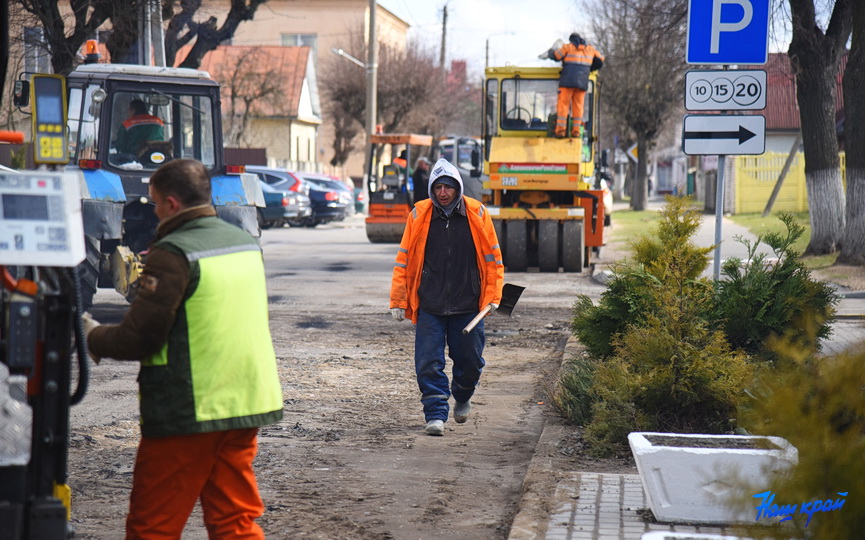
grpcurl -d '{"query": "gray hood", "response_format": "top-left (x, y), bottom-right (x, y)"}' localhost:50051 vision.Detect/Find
top-left (428, 158), bottom-right (464, 215)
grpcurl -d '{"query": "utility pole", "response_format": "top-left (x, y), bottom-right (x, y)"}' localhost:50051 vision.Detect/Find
top-left (439, 4), bottom-right (448, 75)
top-left (365, 0), bottom-right (378, 184)
top-left (137, 0), bottom-right (166, 66)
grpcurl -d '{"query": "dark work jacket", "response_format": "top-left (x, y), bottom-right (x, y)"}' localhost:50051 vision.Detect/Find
top-left (418, 204), bottom-right (481, 315)
top-left (412, 168), bottom-right (430, 203)
top-left (551, 40), bottom-right (604, 90)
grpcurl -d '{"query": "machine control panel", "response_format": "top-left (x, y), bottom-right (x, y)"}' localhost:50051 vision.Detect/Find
top-left (0, 172), bottom-right (85, 266)
top-left (31, 74), bottom-right (69, 165)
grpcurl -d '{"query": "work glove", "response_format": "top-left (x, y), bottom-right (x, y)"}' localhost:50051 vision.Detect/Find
top-left (390, 308), bottom-right (405, 322)
top-left (81, 312), bottom-right (102, 365)
top-left (487, 303), bottom-right (499, 315)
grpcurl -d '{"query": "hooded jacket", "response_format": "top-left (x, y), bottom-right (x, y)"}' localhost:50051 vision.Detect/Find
top-left (549, 34), bottom-right (604, 90)
top-left (390, 159), bottom-right (504, 323)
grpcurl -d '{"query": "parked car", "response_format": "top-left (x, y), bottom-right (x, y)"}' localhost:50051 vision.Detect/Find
top-left (256, 179), bottom-right (311, 229)
top-left (246, 165), bottom-right (306, 194)
top-left (294, 172), bottom-right (356, 217)
top-left (289, 171), bottom-right (353, 227)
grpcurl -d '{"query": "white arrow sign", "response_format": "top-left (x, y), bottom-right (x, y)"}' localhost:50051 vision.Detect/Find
top-left (682, 115), bottom-right (765, 155)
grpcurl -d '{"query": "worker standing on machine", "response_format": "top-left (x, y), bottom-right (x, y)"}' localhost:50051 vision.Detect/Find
top-left (543, 32), bottom-right (604, 138)
top-left (83, 159), bottom-right (283, 538)
top-left (389, 159), bottom-right (504, 436)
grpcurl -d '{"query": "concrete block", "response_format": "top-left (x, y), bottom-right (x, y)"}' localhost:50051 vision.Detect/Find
top-left (629, 432), bottom-right (797, 525)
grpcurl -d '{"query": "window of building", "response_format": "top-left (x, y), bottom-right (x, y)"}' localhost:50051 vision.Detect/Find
top-left (281, 33), bottom-right (318, 58)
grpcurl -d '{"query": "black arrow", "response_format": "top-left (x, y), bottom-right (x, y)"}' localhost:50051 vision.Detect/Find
top-left (684, 125), bottom-right (756, 144)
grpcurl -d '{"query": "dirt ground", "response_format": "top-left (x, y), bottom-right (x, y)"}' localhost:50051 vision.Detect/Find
top-left (67, 223), bottom-right (632, 540)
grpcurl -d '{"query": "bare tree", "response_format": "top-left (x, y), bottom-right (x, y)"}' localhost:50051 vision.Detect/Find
top-left (787, 0), bottom-right (852, 255)
top-left (320, 29), bottom-right (454, 167)
top-left (15, 0), bottom-right (113, 75)
top-left (838, 1), bottom-right (865, 264)
top-left (164, 0), bottom-right (268, 69)
top-left (586, 0), bottom-right (689, 211)
top-left (209, 48), bottom-right (284, 147)
top-left (12, 0), bottom-right (267, 75)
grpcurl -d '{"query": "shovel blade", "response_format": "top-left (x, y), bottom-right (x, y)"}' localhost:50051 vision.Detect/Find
top-left (497, 283), bottom-right (525, 317)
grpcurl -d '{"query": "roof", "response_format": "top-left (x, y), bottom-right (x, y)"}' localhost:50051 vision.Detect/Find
top-left (72, 63), bottom-right (212, 80)
top-left (744, 52), bottom-right (846, 132)
top-left (196, 45), bottom-right (312, 117)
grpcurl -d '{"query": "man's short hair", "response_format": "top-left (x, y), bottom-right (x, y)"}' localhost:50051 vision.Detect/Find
top-left (129, 99), bottom-right (149, 115)
top-left (149, 159), bottom-right (212, 207)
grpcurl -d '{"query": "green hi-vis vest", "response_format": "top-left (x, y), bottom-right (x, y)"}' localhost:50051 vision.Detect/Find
top-left (139, 216), bottom-right (283, 438)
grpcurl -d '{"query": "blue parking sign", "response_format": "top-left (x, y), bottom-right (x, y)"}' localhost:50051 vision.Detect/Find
top-left (687, 0), bottom-right (769, 64)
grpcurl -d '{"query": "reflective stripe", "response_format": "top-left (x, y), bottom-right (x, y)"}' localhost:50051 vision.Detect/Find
top-left (491, 244), bottom-right (499, 251)
top-left (411, 208), bottom-right (418, 219)
top-left (484, 254), bottom-right (495, 262)
top-left (496, 260), bottom-right (503, 265)
top-left (395, 263), bottom-right (407, 268)
top-left (477, 206), bottom-right (485, 218)
top-left (186, 243), bottom-right (260, 262)
top-left (398, 247), bottom-right (408, 254)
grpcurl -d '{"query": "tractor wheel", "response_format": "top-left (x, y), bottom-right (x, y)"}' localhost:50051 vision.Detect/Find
top-left (505, 221), bottom-right (528, 272)
top-left (538, 220), bottom-right (560, 272)
top-left (562, 221), bottom-right (584, 272)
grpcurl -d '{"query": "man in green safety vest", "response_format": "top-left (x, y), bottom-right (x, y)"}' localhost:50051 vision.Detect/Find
top-left (85, 158), bottom-right (283, 539)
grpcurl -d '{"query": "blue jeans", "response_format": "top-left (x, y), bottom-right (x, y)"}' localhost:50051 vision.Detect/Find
top-left (414, 309), bottom-right (486, 422)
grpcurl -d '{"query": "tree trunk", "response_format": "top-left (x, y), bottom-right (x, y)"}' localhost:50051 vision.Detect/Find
top-left (788, 0), bottom-right (852, 255)
top-left (804, 168), bottom-right (845, 253)
top-left (794, 64), bottom-right (845, 255)
top-left (630, 137), bottom-right (649, 210)
top-left (838, 1), bottom-right (865, 265)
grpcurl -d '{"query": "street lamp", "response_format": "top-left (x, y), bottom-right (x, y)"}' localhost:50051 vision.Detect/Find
top-left (485, 32), bottom-right (515, 70)
top-left (330, 1), bottom-right (378, 187)
top-left (330, 48), bottom-right (365, 69)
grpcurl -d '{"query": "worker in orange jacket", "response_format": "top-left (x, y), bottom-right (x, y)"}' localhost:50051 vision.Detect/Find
top-left (390, 158), bottom-right (504, 436)
top-left (544, 33), bottom-right (604, 138)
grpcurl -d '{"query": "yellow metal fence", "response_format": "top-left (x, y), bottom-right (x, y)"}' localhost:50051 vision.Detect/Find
top-left (731, 152), bottom-right (847, 214)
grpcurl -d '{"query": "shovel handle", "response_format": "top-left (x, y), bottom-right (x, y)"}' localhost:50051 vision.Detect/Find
top-left (462, 304), bottom-right (493, 335)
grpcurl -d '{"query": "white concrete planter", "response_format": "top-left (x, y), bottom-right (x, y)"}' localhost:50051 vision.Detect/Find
top-left (628, 432), bottom-right (798, 525)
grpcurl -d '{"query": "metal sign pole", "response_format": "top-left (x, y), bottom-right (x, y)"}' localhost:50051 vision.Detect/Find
top-left (713, 154), bottom-right (726, 280)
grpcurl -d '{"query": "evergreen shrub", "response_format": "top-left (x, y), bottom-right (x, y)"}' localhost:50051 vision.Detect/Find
top-left (729, 349), bottom-right (865, 538)
top-left (562, 199), bottom-right (838, 456)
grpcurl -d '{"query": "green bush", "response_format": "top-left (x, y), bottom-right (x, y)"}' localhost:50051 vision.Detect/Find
top-left (583, 255), bottom-right (753, 455)
top-left (550, 353), bottom-right (597, 426)
top-left (562, 199), bottom-right (838, 456)
top-left (712, 214), bottom-right (838, 362)
top-left (571, 196), bottom-right (713, 360)
top-left (728, 350), bottom-right (865, 538)
top-left (570, 269), bottom-right (656, 359)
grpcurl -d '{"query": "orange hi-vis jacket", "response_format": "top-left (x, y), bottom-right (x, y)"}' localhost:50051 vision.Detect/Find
top-left (552, 42), bottom-right (603, 90)
top-left (390, 197), bottom-right (504, 324)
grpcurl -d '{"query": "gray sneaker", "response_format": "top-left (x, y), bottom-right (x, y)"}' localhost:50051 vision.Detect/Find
top-left (454, 401), bottom-right (472, 423)
top-left (425, 419), bottom-right (445, 436)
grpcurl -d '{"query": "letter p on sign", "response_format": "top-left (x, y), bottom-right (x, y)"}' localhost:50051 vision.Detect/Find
top-left (687, 0), bottom-right (769, 65)
top-left (711, 0), bottom-right (752, 53)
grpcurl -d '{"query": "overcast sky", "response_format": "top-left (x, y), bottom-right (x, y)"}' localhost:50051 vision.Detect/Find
top-left (378, 0), bottom-right (589, 77)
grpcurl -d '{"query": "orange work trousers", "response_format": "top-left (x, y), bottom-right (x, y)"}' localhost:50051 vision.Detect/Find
top-left (125, 428), bottom-right (265, 540)
top-left (555, 86), bottom-right (586, 137)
